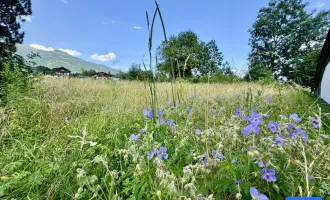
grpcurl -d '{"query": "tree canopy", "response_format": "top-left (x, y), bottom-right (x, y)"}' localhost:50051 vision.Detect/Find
top-left (156, 30), bottom-right (223, 78)
top-left (0, 0), bottom-right (32, 66)
top-left (248, 0), bottom-right (330, 83)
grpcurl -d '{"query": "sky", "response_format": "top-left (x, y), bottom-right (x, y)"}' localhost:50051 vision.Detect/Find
top-left (21, 0), bottom-right (329, 71)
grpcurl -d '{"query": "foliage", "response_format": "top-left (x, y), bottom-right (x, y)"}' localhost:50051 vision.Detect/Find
top-left (157, 30), bottom-right (223, 77)
top-left (81, 68), bottom-right (97, 77)
top-left (248, 0), bottom-right (330, 80)
top-left (245, 61), bottom-right (274, 81)
top-left (0, 0), bottom-right (32, 67)
top-left (294, 49), bottom-right (321, 89)
top-left (0, 79), bottom-right (329, 199)
top-left (34, 65), bottom-right (54, 75)
top-left (115, 64), bottom-right (153, 81)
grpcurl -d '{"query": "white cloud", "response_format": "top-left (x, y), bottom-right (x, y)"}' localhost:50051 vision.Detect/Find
top-left (58, 48), bottom-right (81, 56)
top-left (133, 26), bottom-right (142, 30)
top-left (61, 0), bottom-right (68, 4)
top-left (101, 21), bottom-right (108, 25)
top-left (20, 15), bottom-right (32, 23)
top-left (30, 44), bottom-right (54, 51)
top-left (91, 53), bottom-right (116, 61)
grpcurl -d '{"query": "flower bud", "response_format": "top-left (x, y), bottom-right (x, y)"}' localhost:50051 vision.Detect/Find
top-left (156, 190), bottom-right (161, 197)
top-left (247, 151), bottom-right (254, 158)
top-left (78, 187), bottom-right (83, 193)
top-left (253, 150), bottom-right (260, 157)
top-left (236, 193), bottom-right (242, 199)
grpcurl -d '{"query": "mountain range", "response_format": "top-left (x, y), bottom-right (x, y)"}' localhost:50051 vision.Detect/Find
top-left (16, 44), bottom-right (118, 74)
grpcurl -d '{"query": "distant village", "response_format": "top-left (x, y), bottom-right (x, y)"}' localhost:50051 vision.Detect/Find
top-left (35, 66), bottom-right (119, 80)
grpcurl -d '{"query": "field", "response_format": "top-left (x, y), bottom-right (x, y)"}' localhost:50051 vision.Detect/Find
top-left (1, 78), bottom-right (330, 199)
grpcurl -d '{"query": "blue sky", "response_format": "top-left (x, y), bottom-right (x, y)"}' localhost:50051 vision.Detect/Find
top-left (21, 0), bottom-right (329, 71)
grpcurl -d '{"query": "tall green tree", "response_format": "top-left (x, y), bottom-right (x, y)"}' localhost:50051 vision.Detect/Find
top-left (0, 0), bottom-right (32, 66)
top-left (248, 0), bottom-right (330, 80)
top-left (157, 30), bottom-right (223, 78)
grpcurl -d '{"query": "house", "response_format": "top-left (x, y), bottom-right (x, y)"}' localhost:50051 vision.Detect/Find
top-left (314, 29), bottom-right (330, 104)
top-left (91, 72), bottom-right (109, 79)
top-left (52, 67), bottom-right (71, 76)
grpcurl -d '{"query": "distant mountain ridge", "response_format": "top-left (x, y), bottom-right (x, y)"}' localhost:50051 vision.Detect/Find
top-left (16, 44), bottom-right (118, 74)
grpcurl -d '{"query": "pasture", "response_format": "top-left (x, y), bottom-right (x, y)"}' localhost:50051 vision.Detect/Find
top-left (0, 78), bottom-right (330, 199)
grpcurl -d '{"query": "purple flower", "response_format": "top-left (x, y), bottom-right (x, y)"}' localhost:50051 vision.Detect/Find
top-left (147, 149), bottom-right (157, 160)
top-left (290, 113), bottom-right (301, 123)
top-left (143, 109), bottom-right (153, 120)
top-left (210, 107), bottom-right (215, 115)
top-left (275, 134), bottom-right (285, 146)
top-left (259, 160), bottom-right (267, 168)
top-left (187, 106), bottom-right (194, 114)
top-left (321, 135), bottom-right (328, 139)
top-left (158, 108), bottom-right (164, 117)
top-left (236, 107), bottom-right (242, 117)
top-left (268, 121), bottom-right (279, 133)
top-left (266, 97), bottom-right (273, 103)
top-left (242, 124), bottom-right (260, 136)
top-left (177, 103), bottom-right (181, 108)
top-left (235, 180), bottom-right (241, 184)
top-left (167, 100), bottom-right (173, 106)
top-left (157, 147), bottom-right (168, 160)
top-left (140, 129), bottom-right (146, 134)
top-left (311, 117), bottom-right (321, 128)
top-left (202, 154), bottom-right (207, 165)
top-left (261, 168), bottom-right (277, 182)
top-left (231, 159), bottom-right (236, 164)
top-left (296, 128), bottom-right (308, 142)
top-left (242, 116), bottom-right (249, 121)
top-left (212, 150), bottom-right (223, 159)
top-left (195, 129), bottom-right (201, 135)
top-left (287, 123), bottom-right (294, 133)
top-left (129, 134), bottom-right (140, 143)
top-left (166, 119), bottom-right (174, 127)
top-left (250, 187), bottom-right (269, 200)
top-left (309, 175), bottom-right (315, 180)
top-left (158, 117), bottom-right (164, 125)
top-left (249, 113), bottom-right (263, 125)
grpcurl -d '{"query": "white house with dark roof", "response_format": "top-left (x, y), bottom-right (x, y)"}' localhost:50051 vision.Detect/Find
top-left (315, 29), bottom-right (330, 104)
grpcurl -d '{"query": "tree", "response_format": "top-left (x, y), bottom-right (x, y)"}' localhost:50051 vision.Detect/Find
top-left (294, 49), bottom-right (321, 88)
top-left (157, 30), bottom-right (222, 78)
top-left (34, 66), bottom-right (52, 75)
top-left (248, 0), bottom-right (330, 80)
top-left (199, 40), bottom-right (224, 75)
top-left (0, 0), bottom-right (32, 66)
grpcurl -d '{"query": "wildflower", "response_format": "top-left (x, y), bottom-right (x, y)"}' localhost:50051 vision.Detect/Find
top-left (249, 113), bottom-right (263, 125)
top-left (287, 123), bottom-right (294, 133)
top-left (242, 124), bottom-right (260, 136)
top-left (266, 97), bottom-right (273, 103)
top-left (158, 117), bottom-right (164, 125)
top-left (250, 187), bottom-right (269, 200)
top-left (147, 149), bottom-right (157, 160)
top-left (210, 107), bottom-right (215, 115)
top-left (231, 159), bottom-right (236, 164)
top-left (158, 108), bottom-right (164, 117)
top-left (202, 154), bottom-right (207, 165)
top-left (290, 113), bottom-right (301, 123)
top-left (311, 117), bottom-right (321, 128)
top-left (212, 150), bottom-right (223, 159)
top-left (143, 109), bottom-right (153, 120)
top-left (261, 168), bottom-right (277, 182)
top-left (268, 121), bottom-right (279, 133)
top-left (236, 107), bottom-right (242, 117)
top-left (235, 180), bottom-right (241, 184)
top-left (157, 147), bottom-right (168, 160)
top-left (129, 134), bottom-right (140, 143)
top-left (259, 160), bottom-right (266, 168)
top-left (166, 119), bottom-right (174, 127)
top-left (296, 128), bottom-right (308, 142)
top-left (167, 100), bottom-right (173, 106)
top-left (321, 135), bottom-right (328, 139)
top-left (274, 134), bottom-right (285, 146)
top-left (242, 116), bottom-right (249, 121)
top-left (195, 129), bottom-right (201, 135)
top-left (177, 103), bottom-right (181, 108)
top-left (309, 175), bottom-right (315, 180)
top-left (140, 129), bottom-right (146, 135)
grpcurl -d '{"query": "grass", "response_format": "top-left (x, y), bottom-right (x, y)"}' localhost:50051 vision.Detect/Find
top-left (0, 78), bottom-right (330, 199)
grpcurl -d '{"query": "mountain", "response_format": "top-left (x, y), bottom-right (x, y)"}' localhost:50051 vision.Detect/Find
top-left (16, 44), bottom-right (118, 74)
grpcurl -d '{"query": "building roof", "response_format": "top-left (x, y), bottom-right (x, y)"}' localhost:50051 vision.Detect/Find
top-left (315, 28), bottom-right (330, 90)
top-left (52, 67), bottom-right (71, 73)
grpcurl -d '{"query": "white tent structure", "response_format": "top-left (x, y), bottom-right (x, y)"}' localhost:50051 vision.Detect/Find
top-left (315, 29), bottom-right (330, 105)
